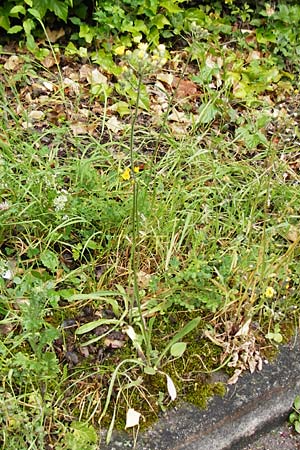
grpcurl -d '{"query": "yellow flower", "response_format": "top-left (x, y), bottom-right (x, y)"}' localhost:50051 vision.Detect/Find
top-left (138, 42), bottom-right (148, 52)
top-left (114, 45), bottom-right (126, 56)
top-left (265, 286), bottom-right (276, 298)
top-left (121, 167), bottom-right (131, 180)
top-left (133, 166), bottom-right (140, 173)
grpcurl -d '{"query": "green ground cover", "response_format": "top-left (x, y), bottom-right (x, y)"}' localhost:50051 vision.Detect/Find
top-left (0, 1), bottom-right (300, 448)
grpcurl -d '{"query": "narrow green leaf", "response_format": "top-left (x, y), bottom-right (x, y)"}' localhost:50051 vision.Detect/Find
top-left (75, 318), bottom-right (119, 335)
top-left (156, 317), bottom-right (201, 366)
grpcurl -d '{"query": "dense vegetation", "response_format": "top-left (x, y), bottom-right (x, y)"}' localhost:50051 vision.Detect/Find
top-left (0, 1), bottom-right (300, 449)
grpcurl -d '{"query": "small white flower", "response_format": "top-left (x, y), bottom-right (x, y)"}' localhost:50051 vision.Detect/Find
top-left (53, 190), bottom-right (68, 211)
top-left (2, 269), bottom-right (13, 280)
top-left (0, 201), bottom-right (9, 211)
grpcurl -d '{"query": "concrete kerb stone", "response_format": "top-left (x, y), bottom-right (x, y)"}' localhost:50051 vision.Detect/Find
top-left (100, 337), bottom-right (300, 450)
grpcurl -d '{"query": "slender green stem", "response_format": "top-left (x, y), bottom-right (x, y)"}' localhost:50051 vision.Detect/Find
top-left (129, 72), bottom-right (149, 360)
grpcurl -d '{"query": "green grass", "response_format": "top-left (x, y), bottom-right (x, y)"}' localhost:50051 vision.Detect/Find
top-left (1, 19), bottom-right (300, 450)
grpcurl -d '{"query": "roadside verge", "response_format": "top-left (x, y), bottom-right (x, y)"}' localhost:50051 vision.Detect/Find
top-left (101, 336), bottom-right (300, 449)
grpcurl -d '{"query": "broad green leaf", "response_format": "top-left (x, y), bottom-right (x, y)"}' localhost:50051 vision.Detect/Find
top-left (111, 101), bottom-right (131, 117)
top-left (295, 421), bottom-right (300, 434)
top-left (170, 342), bottom-right (187, 358)
top-left (266, 331), bottom-right (283, 343)
top-left (143, 366), bottom-right (157, 375)
top-left (294, 395), bottom-right (300, 411)
top-left (52, 0), bottom-right (68, 21)
top-left (160, 1), bottom-right (182, 13)
top-left (197, 102), bottom-right (218, 124)
top-left (66, 421), bottom-right (97, 450)
top-left (28, 7), bottom-right (42, 20)
top-left (0, 14), bottom-right (10, 31)
top-left (23, 17), bottom-right (35, 34)
top-left (40, 249), bottom-right (59, 272)
top-left (289, 412), bottom-right (298, 423)
top-left (10, 5), bottom-right (26, 15)
top-left (71, 421), bottom-right (97, 442)
top-left (151, 14), bottom-right (170, 29)
top-left (79, 23), bottom-right (96, 43)
top-left (8, 25), bottom-right (23, 34)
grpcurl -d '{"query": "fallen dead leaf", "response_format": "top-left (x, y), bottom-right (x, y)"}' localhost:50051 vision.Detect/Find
top-left (103, 338), bottom-right (125, 349)
top-left (157, 72), bottom-right (174, 86)
top-left (125, 408), bottom-right (141, 429)
top-left (168, 108), bottom-right (191, 123)
top-left (172, 77), bottom-right (199, 100)
top-left (42, 55), bottom-right (58, 69)
top-left (286, 225), bottom-right (299, 242)
top-left (166, 374), bottom-right (177, 401)
top-left (79, 64), bottom-right (93, 82)
top-left (137, 270), bottom-right (152, 289)
top-left (63, 77), bottom-right (80, 95)
top-left (90, 68), bottom-right (108, 85)
top-left (4, 55), bottom-right (22, 71)
top-left (70, 122), bottom-right (97, 135)
top-left (28, 110), bottom-right (44, 120)
top-left (45, 27), bottom-right (65, 43)
top-left (42, 81), bottom-right (54, 92)
top-left (106, 116), bottom-right (124, 132)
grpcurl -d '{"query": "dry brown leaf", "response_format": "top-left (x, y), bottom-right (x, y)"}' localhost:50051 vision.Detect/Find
top-left (247, 50), bottom-right (262, 63)
top-left (4, 55), bottom-right (22, 71)
top-left (157, 72), bottom-right (174, 86)
top-left (125, 408), bottom-right (141, 429)
top-left (45, 27), bottom-right (65, 43)
top-left (235, 318), bottom-right (251, 337)
top-left (28, 110), bottom-right (44, 120)
top-left (21, 121), bottom-right (33, 129)
top-left (137, 270), bottom-right (152, 289)
top-left (104, 338), bottom-right (125, 349)
top-left (79, 64), bottom-right (93, 82)
top-left (168, 108), bottom-right (191, 123)
top-left (106, 116), bottom-right (124, 132)
top-left (70, 122), bottom-right (96, 135)
top-left (172, 77), bottom-right (198, 100)
top-left (90, 68), bottom-right (108, 85)
top-left (42, 55), bottom-right (58, 69)
top-left (43, 81), bottom-right (54, 91)
top-left (63, 77), bottom-right (80, 95)
top-left (286, 225), bottom-right (299, 242)
top-left (227, 368), bottom-right (242, 385)
top-left (169, 122), bottom-right (190, 136)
